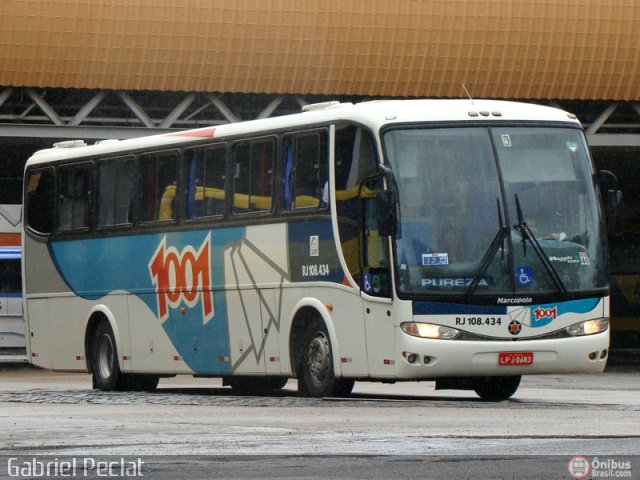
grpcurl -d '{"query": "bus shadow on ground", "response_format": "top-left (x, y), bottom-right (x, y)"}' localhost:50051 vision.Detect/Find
top-left (153, 385), bottom-right (484, 403)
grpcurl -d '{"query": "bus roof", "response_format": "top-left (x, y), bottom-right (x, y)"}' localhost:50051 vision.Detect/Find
top-left (26, 99), bottom-right (581, 166)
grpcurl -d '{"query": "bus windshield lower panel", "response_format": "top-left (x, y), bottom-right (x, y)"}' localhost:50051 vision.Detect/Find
top-left (383, 126), bottom-right (607, 299)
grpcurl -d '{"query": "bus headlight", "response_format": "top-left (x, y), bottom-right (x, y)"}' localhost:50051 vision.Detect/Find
top-left (566, 318), bottom-right (609, 337)
top-left (401, 322), bottom-right (460, 340)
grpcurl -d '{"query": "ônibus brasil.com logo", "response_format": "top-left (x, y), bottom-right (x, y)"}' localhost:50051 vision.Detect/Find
top-left (568, 456), bottom-right (632, 479)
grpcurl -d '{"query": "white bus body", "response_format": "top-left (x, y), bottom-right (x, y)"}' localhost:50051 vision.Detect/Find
top-left (22, 100), bottom-right (609, 399)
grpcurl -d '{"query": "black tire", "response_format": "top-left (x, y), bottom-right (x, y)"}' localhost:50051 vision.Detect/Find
top-left (90, 321), bottom-right (127, 391)
top-left (298, 320), bottom-right (354, 398)
top-left (90, 322), bottom-right (160, 392)
top-left (474, 375), bottom-right (521, 401)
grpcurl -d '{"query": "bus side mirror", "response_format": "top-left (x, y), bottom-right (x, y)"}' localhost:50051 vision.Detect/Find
top-left (605, 189), bottom-right (623, 237)
top-left (596, 170), bottom-right (623, 237)
top-left (376, 190), bottom-right (398, 237)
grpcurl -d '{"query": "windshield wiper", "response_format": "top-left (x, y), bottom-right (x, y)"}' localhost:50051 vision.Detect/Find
top-left (514, 194), bottom-right (568, 294)
top-left (464, 198), bottom-right (508, 299)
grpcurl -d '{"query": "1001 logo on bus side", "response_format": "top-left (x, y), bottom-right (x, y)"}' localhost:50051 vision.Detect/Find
top-left (148, 233), bottom-right (214, 323)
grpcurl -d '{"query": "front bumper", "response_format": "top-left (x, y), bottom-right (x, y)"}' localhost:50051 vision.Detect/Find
top-left (392, 328), bottom-right (609, 379)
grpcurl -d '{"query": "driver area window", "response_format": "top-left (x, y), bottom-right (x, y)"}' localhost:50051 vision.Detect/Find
top-left (335, 125), bottom-right (389, 296)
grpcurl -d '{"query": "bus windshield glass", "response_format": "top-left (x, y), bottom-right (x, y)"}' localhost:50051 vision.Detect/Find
top-left (383, 126), bottom-right (607, 298)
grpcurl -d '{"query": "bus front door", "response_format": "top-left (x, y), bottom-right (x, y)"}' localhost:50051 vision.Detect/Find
top-left (361, 195), bottom-right (396, 377)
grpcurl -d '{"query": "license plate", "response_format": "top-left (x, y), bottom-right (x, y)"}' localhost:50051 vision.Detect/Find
top-left (498, 352), bottom-right (534, 366)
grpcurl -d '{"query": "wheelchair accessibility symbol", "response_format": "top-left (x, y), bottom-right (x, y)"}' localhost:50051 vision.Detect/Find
top-left (364, 273), bottom-right (372, 292)
top-left (363, 273), bottom-right (381, 294)
top-left (516, 266), bottom-right (534, 286)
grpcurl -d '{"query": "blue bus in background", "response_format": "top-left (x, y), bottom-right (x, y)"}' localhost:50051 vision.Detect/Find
top-left (0, 245), bottom-right (26, 361)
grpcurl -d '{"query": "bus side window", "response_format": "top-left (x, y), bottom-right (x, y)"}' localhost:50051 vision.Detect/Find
top-left (283, 130), bottom-right (328, 210)
top-left (57, 163), bottom-right (92, 232)
top-left (232, 138), bottom-right (274, 214)
top-left (26, 168), bottom-right (55, 235)
top-left (97, 156), bottom-right (135, 227)
top-left (186, 146), bottom-right (227, 219)
top-left (140, 151), bottom-right (179, 223)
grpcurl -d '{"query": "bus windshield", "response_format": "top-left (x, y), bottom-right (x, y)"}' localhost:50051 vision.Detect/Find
top-left (383, 126), bottom-right (607, 298)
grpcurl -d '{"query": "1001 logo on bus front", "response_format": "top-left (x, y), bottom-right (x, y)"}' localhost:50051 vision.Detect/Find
top-left (531, 306), bottom-right (557, 327)
top-left (148, 234), bottom-right (214, 323)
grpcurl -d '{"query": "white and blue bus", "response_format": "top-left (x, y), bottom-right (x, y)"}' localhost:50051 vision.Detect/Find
top-left (23, 100), bottom-right (611, 400)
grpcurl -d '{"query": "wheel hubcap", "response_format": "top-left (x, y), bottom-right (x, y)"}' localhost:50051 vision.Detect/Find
top-left (307, 332), bottom-right (330, 384)
top-left (97, 334), bottom-right (114, 379)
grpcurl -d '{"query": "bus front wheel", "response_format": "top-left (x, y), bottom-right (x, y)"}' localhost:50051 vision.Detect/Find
top-left (474, 375), bottom-right (521, 401)
top-left (298, 320), bottom-right (354, 398)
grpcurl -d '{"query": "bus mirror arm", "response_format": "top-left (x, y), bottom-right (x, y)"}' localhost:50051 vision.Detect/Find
top-left (376, 190), bottom-right (398, 238)
top-left (378, 164), bottom-right (398, 192)
top-left (595, 170), bottom-right (623, 237)
top-left (374, 164), bottom-right (399, 237)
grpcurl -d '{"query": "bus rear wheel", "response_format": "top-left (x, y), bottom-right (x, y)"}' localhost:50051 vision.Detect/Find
top-left (90, 322), bottom-right (160, 392)
top-left (90, 321), bottom-right (126, 391)
top-left (298, 320), bottom-right (354, 398)
top-left (474, 375), bottom-right (521, 401)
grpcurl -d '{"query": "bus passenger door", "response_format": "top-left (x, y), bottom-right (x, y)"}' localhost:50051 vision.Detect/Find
top-left (361, 184), bottom-right (396, 377)
top-left (334, 125), bottom-right (395, 377)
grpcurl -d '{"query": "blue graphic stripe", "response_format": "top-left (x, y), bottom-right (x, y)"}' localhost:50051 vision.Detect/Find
top-left (49, 228), bottom-right (243, 375)
top-left (413, 301), bottom-right (507, 315)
